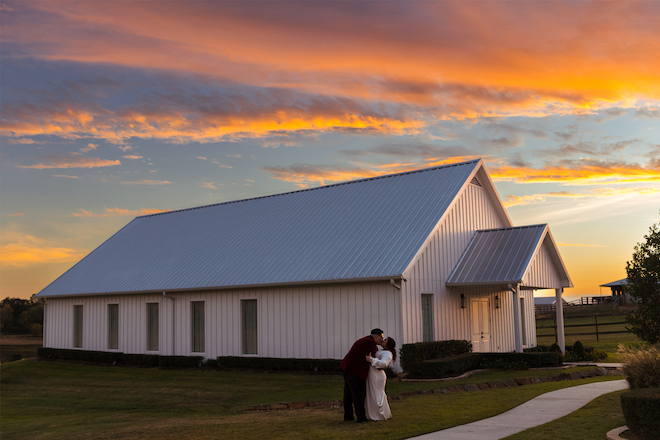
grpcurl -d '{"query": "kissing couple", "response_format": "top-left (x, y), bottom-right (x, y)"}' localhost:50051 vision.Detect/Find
top-left (340, 328), bottom-right (397, 422)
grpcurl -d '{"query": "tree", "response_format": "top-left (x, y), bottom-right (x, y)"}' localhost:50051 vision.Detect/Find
top-left (0, 295), bottom-right (44, 334)
top-left (626, 220), bottom-right (660, 343)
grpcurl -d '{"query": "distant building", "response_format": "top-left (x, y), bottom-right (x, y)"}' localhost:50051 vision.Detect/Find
top-left (36, 159), bottom-right (573, 369)
top-left (600, 278), bottom-right (630, 305)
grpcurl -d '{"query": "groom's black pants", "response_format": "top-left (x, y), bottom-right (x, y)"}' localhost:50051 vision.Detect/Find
top-left (343, 372), bottom-right (367, 422)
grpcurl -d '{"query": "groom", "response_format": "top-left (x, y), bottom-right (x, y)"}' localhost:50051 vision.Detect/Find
top-left (340, 328), bottom-right (384, 423)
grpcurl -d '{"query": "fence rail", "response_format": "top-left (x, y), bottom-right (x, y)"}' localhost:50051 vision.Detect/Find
top-left (537, 316), bottom-right (628, 342)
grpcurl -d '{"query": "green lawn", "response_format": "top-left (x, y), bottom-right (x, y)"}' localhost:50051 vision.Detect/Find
top-left (1, 359), bottom-right (624, 440)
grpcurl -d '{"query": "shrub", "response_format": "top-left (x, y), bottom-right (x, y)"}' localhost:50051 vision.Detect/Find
top-left (480, 357), bottom-right (528, 370)
top-left (399, 340), bottom-right (472, 374)
top-left (619, 344), bottom-right (660, 389)
top-left (480, 352), bottom-right (561, 368)
top-left (416, 353), bottom-right (484, 378)
top-left (28, 323), bottom-right (43, 336)
top-left (621, 388), bottom-right (660, 439)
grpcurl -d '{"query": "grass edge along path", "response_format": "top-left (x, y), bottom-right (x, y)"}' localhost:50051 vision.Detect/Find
top-left (503, 389), bottom-right (627, 440)
top-left (1, 359), bottom-right (624, 440)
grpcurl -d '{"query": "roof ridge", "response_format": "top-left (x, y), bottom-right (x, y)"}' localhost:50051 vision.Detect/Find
top-left (138, 159), bottom-right (482, 219)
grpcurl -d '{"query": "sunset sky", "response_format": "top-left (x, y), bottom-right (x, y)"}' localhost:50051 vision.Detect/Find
top-left (1, 1), bottom-right (659, 301)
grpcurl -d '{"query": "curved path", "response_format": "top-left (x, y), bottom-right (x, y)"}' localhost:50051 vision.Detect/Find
top-left (407, 379), bottom-right (628, 440)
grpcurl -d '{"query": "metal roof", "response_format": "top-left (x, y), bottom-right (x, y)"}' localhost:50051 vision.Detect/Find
top-left (38, 159), bottom-right (482, 297)
top-left (446, 224), bottom-right (552, 287)
top-left (600, 278), bottom-right (628, 288)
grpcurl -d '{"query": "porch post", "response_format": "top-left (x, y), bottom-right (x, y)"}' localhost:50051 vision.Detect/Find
top-left (511, 284), bottom-right (523, 353)
top-left (555, 288), bottom-right (566, 354)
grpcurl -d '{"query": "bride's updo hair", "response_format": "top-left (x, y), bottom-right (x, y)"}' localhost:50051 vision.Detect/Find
top-left (386, 338), bottom-right (397, 361)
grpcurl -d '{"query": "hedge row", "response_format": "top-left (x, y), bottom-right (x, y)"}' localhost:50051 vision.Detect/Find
top-left (412, 351), bottom-right (562, 378)
top-left (400, 340), bottom-right (472, 375)
top-left (37, 348), bottom-right (205, 368)
top-left (216, 356), bottom-right (340, 372)
top-left (621, 388), bottom-right (660, 440)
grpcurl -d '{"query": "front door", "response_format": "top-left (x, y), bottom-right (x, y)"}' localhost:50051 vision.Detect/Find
top-left (470, 297), bottom-right (491, 352)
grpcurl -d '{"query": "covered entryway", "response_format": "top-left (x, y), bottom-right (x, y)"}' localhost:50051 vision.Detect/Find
top-left (447, 224), bottom-right (573, 353)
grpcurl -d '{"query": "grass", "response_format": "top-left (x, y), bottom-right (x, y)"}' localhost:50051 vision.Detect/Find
top-left (1, 359), bottom-right (623, 440)
top-left (503, 390), bottom-right (627, 440)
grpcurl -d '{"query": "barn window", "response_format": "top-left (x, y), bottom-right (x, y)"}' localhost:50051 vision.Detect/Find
top-left (108, 304), bottom-right (119, 350)
top-left (191, 301), bottom-right (205, 353)
top-left (73, 305), bottom-right (83, 348)
top-left (241, 299), bottom-right (258, 355)
top-left (520, 297), bottom-right (527, 346)
top-left (147, 303), bottom-right (159, 352)
top-left (421, 294), bottom-right (434, 342)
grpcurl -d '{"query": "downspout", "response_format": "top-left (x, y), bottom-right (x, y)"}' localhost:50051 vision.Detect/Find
top-left (390, 277), bottom-right (407, 290)
top-left (163, 292), bottom-right (175, 356)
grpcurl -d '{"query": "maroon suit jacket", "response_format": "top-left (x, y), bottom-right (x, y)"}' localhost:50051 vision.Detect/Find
top-left (340, 335), bottom-right (378, 380)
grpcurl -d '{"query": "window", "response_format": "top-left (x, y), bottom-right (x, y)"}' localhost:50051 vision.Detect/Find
top-left (147, 303), bottom-right (159, 352)
top-left (108, 304), bottom-right (119, 350)
top-left (73, 305), bottom-right (83, 348)
top-left (421, 294), bottom-right (434, 342)
top-left (191, 301), bottom-right (205, 353)
top-left (241, 299), bottom-right (257, 355)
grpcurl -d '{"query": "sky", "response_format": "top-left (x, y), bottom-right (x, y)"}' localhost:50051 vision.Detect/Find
top-left (1, 1), bottom-right (659, 301)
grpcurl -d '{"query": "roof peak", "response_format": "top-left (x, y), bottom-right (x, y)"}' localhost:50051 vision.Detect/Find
top-left (139, 158), bottom-right (482, 219)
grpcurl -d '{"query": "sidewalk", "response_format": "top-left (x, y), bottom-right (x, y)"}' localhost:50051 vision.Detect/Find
top-left (407, 379), bottom-right (628, 440)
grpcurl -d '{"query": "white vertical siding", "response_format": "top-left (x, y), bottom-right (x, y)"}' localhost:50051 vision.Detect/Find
top-left (401, 182), bottom-right (510, 349)
top-left (43, 280), bottom-right (404, 368)
top-left (522, 240), bottom-right (564, 289)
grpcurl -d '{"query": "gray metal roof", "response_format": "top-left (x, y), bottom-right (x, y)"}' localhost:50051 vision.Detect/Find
top-left (38, 159), bottom-right (483, 297)
top-left (446, 224), bottom-right (550, 287)
top-left (600, 278), bottom-right (627, 288)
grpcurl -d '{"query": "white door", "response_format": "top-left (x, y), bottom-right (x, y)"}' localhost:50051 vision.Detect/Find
top-left (470, 298), bottom-right (491, 352)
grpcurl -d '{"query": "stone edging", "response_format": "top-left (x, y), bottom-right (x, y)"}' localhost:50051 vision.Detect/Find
top-left (606, 426), bottom-right (628, 440)
top-left (244, 367), bottom-right (621, 412)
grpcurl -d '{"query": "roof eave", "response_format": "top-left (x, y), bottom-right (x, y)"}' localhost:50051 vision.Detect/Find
top-left (36, 274), bottom-right (406, 299)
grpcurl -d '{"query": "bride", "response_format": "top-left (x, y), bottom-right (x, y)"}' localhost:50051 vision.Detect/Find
top-left (365, 337), bottom-right (396, 421)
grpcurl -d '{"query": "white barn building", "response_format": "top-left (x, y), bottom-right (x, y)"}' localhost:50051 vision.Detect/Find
top-left (37, 159), bottom-right (572, 370)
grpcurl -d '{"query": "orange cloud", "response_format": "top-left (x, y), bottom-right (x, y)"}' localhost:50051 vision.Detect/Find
top-left (3, 1), bottom-right (659, 127)
top-left (491, 161), bottom-right (660, 186)
top-left (1, 100), bottom-right (423, 143)
top-left (71, 207), bottom-right (167, 217)
top-left (503, 187), bottom-right (660, 207)
top-left (0, 232), bottom-right (88, 268)
top-left (17, 157), bottom-right (120, 169)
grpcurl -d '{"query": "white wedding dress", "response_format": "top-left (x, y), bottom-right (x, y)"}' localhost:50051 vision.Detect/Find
top-left (365, 349), bottom-right (393, 420)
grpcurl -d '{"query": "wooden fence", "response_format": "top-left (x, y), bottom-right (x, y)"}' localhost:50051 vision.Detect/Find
top-left (537, 315), bottom-right (629, 342)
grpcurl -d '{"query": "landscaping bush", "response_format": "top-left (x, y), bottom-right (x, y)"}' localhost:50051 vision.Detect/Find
top-left (38, 348), bottom-right (207, 369)
top-left (619, 344), bottom-right (660, 389)
top-left (479, 352), bottom-right (561, 369)
top-left (621, 388), bottom-right (660, 440)
top-left (400, 340), bottom-right (472, 374)
top-left (216, 356), bottom-right (341, 373)
top-left (416, 353), bottom-right (484, 378)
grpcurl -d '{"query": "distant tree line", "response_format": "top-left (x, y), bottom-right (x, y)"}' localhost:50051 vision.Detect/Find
top-left (0, 295), bottom-right (44, 336)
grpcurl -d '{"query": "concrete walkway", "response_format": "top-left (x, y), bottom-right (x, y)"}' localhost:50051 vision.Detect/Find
top-left (407, 379), bottom-right (628, 440)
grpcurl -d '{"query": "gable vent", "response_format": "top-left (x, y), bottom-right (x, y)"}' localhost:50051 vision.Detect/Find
top-left (470, 177), bottom-right (482, 187)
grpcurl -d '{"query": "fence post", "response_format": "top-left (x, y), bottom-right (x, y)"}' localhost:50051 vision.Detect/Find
top-left (554, 315), bottom-right (558, 343)
top-left (595, 316), bottom-right (599, 342)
